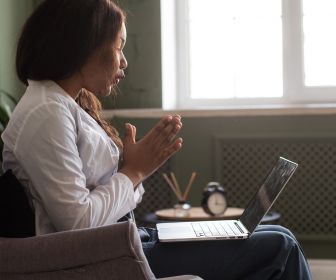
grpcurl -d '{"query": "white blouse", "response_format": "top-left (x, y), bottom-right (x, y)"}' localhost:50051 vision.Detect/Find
top-left (1, 80), bottom-right (144, 235)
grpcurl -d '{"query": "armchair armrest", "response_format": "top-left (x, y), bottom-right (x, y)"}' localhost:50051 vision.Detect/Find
top-left (0, 221), bottom-right (202, 280)
top-left (0, 221), bottom-right (155, 279)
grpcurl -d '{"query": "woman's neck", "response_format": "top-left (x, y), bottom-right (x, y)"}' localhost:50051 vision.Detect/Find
top-left (56, 75), bottom-right (82, 100)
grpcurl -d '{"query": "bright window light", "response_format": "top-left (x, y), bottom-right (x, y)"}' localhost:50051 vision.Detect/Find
top-left (161, 0), bottom-right (336, 108)
top-left (303, 0), bottom-right (336, 86)
top-left (188, 0), bottom-right (283, 99)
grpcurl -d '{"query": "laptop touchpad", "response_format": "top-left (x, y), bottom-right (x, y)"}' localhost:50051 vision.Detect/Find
top-left (158, 224), bottom-right (192, 235)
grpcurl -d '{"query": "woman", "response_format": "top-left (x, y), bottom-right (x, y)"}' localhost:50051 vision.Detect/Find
top-left (1, 0), bottom-right (312, 279)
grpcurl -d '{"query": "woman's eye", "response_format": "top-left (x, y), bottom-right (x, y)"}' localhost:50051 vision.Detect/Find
top-left (118, 41), bottom-right (124, 49)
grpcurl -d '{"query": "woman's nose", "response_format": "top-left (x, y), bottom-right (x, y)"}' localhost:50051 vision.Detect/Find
top-left (120, 52), bottom-right (128, 70)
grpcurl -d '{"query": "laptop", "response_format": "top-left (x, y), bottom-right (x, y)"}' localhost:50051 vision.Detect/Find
top-left (156, 157), bottom-right (298, 242)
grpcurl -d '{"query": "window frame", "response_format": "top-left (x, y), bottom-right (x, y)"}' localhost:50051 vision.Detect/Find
top-left (161, 0), bottom-right (336, 110)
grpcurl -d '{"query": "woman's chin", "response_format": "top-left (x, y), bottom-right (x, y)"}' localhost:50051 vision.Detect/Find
top-left (95, 86), bottom-right (112, 97)
top-left (104, 86), bottom-right (113, 96)
top-left (95, 80), bottom-right (120, 96)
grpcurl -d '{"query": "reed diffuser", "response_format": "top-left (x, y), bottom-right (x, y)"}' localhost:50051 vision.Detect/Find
top-left (162, 172), bottom-right (196, 217)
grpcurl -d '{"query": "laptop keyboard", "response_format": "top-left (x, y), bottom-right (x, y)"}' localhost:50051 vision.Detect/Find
top-left (191, 221), bottom-right (244, 237)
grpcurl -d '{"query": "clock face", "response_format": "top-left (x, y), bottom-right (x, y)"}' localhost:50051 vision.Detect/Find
top-left (207, 192), bottom-right (227, 215)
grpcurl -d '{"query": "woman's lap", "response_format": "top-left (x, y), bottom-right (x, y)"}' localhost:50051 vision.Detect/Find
top-left (142, 225), bottom-right (312, 280)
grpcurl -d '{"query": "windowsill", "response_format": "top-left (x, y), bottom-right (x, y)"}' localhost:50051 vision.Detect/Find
top-left (102, 104), bottom-right (336, 119)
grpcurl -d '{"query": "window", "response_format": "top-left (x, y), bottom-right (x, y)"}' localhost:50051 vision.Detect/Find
top-left (161, 0), bottom-right (336, 109)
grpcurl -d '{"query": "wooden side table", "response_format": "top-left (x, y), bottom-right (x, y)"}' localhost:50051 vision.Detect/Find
top-left (139, 207), bottom-right (281, 226)
top-left (156, 207), bottom-right (244, 221)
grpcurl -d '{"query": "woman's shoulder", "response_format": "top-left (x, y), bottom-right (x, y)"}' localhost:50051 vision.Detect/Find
top-left (26, 80), bottom-right (80, 114)
top-left (2, 81), bottom-right (81, 148)
top-left (9, 80), bottom-right (83, 127)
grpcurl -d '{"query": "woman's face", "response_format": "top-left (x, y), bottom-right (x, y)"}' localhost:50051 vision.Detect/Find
top-left (80, 23), bottom-right (128, 96)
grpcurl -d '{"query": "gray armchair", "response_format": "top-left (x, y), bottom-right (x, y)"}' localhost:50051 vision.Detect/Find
top-left (0, 221), bottom-right (202, 280)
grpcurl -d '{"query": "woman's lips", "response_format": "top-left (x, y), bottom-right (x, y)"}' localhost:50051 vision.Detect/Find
top-left (117, 74), bottom-right (125, 80)
top-left (113, 74), bottom-right (125, 85)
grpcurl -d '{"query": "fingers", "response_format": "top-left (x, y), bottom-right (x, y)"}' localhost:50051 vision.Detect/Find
top-left (162, 137), bottom-right (183, 159)
top-left (123, 123), bottom-right (137, 145)
top-left (151, 115), bottom-right (173, 136)
top-left (121, 119), bottom-right (183, 184)
top-left (137, 115), bottom-right (183, 170)
top-left (131, 124), bottom-right (136, 143)
top-left (152, 115), bottom-right (181, 135)
top-left (149, 115), bottom-right (182, 146)
top-left (160, 115), bottom-right (182, 145)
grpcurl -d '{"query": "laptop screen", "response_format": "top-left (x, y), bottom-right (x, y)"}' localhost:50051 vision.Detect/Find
top-left (239, 157), bottom-right (298, 234)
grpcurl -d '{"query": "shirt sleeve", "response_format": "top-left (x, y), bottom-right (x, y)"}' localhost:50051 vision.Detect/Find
top-left (14, 103), bottom-right (139, 232)
top-left (134, 183), bottom-right (145, 204)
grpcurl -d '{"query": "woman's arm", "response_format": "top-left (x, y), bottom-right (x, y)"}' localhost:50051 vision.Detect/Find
top-left (14, 103), bottom-right (138, 231)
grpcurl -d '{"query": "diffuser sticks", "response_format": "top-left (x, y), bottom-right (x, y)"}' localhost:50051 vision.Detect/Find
top-left (162, 172), bottom-right (196, 202)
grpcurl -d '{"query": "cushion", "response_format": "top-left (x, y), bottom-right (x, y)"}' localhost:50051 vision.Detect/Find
top-left (0, 170), bottom-right (35, 237)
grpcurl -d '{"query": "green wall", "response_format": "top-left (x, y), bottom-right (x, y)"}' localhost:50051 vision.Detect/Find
top-left (0, 0), bottom-right (35, 99)
top-left (102, 0), bottom-right (162, 109)
top-left (0, 0), bottom-right (162, 106)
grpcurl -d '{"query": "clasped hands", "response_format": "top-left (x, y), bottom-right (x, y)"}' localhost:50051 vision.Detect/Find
top-left (119, 115), bottom-right (183, 187)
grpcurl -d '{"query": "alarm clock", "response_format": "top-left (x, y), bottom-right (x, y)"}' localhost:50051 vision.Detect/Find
top-left (201, 182), bottom-right (228, 216)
